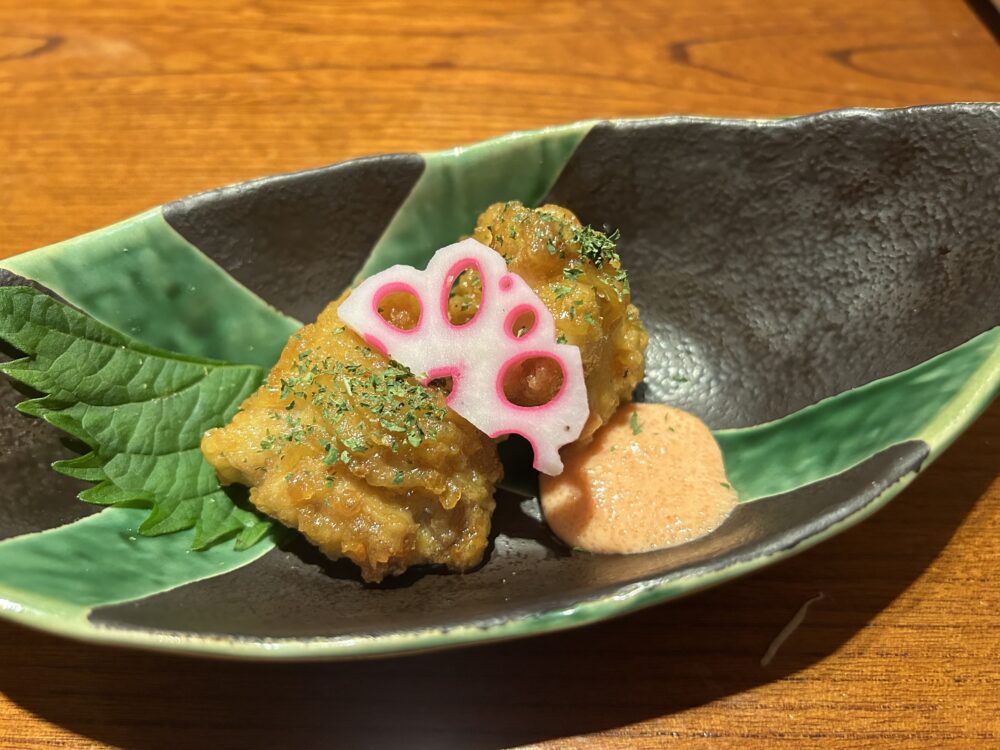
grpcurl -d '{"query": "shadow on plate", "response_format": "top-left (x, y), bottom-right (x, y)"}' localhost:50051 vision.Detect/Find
top-left (1, 398), bottom-right (997, 750)
top-left (278, 486), bottom-right (568, 589)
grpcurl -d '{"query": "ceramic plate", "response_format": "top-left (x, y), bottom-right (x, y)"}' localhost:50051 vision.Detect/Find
top-left (1, 104), bottom-right (999, 660)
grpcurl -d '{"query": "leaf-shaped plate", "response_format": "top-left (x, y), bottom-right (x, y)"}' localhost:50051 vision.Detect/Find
top-left (1, 104), bottom-right (999, 660)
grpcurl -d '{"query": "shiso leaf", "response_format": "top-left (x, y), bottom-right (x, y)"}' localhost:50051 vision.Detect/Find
top-left (51, 452), bottom-right (107, 482)
top-left (0, 286), bottom-right (272, 550)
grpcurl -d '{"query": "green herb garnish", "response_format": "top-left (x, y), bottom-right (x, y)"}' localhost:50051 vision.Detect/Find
top-left (574, 225), bottom-right (621, 269)
top-left (0, 286), bottom-right (272, 551)
top-left (630, 411), bottom-right (642, 435)
top-left (285, 340), bottom-right (444, 454)
top-left (322, 442), bottom-right (340, 465)
top-left (552, 284), bottom-right (573, 300)
top-left (342, 435), bottom-right (369, 453)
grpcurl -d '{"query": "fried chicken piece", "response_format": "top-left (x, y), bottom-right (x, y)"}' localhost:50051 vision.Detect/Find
top-left (204, 202), bottom-right (643, 581)
top-left (201, 295), bottom-right (502, 583)
top-left (466, 201), bottom-right (648, 438)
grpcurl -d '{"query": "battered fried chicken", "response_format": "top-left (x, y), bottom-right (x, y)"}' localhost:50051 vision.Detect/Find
top-left (201, 295), bottom-right (501, 583)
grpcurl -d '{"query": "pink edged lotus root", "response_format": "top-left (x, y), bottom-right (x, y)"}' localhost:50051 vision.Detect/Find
top-left (338, 238), bottom-right (588, 475)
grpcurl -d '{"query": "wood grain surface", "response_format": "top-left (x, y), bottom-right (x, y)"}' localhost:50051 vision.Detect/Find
top-left (1, 1), bottom-right (999, 748)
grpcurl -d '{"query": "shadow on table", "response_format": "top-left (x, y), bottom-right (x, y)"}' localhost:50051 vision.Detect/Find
top-left (1, 398), bottom-right (997, 750)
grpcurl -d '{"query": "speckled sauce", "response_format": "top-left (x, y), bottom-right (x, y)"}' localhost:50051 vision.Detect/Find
top-left (540, 403), bottom-right (737, 554)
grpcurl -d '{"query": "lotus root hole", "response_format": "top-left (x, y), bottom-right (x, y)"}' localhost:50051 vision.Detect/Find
top-left (500, 354), bottom-right (565, 408)
top-left (425, 366), bottom-right (459, 400)
top-left (505, 305), bottom-right (537, 339)
top-left (374, 283), bottom-right (422, 332)
top-left (442, 261), bottom-right (483, 327)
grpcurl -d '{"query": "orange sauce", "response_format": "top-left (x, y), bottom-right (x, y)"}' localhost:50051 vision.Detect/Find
top-left (540, 403), bottom-right (736, 554)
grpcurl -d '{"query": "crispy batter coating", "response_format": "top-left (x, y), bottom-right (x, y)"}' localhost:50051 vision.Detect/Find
top-left (201, 295), bottom-right (502, 582)
top-left (467, 201), bottom-right (648, 438)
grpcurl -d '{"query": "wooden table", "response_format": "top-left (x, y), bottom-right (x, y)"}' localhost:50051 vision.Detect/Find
top-left (2, 1), bottom-right (999, 747)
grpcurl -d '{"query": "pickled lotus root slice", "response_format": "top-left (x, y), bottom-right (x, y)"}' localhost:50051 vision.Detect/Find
top-left (338, 239), bottom-right (589, 475)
